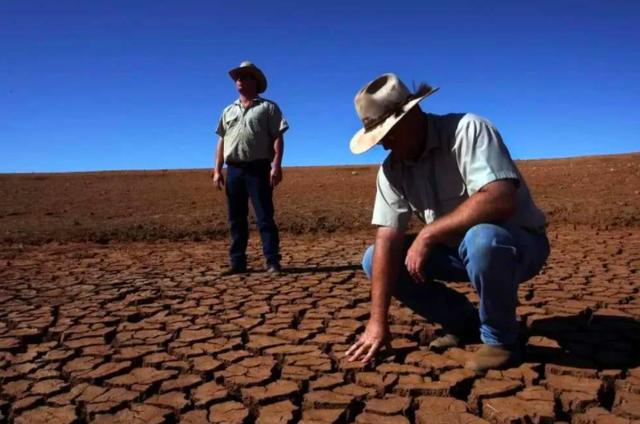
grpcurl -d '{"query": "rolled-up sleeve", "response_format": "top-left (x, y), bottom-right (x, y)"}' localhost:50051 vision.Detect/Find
top-left (372, 166), bottom-right (411, 230)
top-left (215, 111), bottom-right (226, 137)
top-left (454, 114), bottom-right (520, 195)
top-left (269, 103), bottom-right (289, 137)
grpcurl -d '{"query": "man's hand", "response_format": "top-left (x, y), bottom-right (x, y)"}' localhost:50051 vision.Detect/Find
top-left (345, 320), bottom-right (391, 364)
top-left (404, 232), bottom-right (434, 283)
top-left (212, 171), bottom-right (224, 190)
top-left (270, 165), bottom-right (282, 187)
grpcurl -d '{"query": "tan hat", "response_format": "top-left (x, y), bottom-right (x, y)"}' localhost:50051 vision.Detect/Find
top-left (228, 61), bottom-right (267, 93)
top-left (350, 73), bottom-right (439, 154)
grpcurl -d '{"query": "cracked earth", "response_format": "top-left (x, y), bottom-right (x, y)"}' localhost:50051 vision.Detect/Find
top-left (1, 226), bottom-right (639, 423)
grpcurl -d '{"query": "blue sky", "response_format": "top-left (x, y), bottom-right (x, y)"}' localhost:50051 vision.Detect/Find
top-left (1, 0), bottom-right (639, 173)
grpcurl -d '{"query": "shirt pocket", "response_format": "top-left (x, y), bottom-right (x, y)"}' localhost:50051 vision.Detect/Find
top-left (247, 109), bottom-right (269, 135)
top-left (224, 111), bottom-right (241, 130)
top-left (434, 166), bottom-right (467, 213)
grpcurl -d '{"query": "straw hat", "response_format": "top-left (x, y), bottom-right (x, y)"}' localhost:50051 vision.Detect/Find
top-left (350, 73), bottom-right (438, 154)
top-left (228, 61), bottom-right (267, 93)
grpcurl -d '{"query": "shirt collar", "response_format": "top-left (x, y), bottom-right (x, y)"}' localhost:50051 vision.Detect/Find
top-left (234, 96), bottom-right (263, 106)
top-left (424, 113), bottom-right (444, 154)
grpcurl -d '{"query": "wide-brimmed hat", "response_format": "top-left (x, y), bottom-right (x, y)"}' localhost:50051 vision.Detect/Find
top-left (228, 61), bottom-right (267, 93)
top-left (350, 73), bottom-right (439, 154)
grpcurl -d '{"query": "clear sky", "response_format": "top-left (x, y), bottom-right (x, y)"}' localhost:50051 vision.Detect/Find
top-left (1, 0), bottom-right (639, 173)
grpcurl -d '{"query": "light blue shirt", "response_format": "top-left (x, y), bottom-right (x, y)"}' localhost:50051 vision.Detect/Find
top-left (372, 113), bottom-right (546, 240)
top-left (216, 97), bottom-right (289, 163)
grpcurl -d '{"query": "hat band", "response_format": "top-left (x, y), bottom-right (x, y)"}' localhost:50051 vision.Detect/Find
top-left (361, 83), bottom-right (433, 132)
top-left (362, 99), bottom-right (409, 132)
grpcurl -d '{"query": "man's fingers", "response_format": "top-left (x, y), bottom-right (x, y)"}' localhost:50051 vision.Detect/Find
top-left (348, 341), bottom-right (370, 362)
top-left (346, 337), bottom-right (366, 359)
top-left (351, 343), bottom-right (369, 362)
top-left (345, 339), bottom-right (362, 357)
top-left (413, 270), bottom-right (424, 283)
top-left (406, 261), bottom-right (417, 279)
top-left (361, 340), bottom-right (381, 363)
top-left (405, 257), bottom-right (425, 283)
top-left (213, 175), bottom-right (224, 191)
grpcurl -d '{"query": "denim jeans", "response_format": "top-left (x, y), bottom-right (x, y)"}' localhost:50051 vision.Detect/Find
top-left (362, 223), bottom-right (550, 345)
top-left (225, 160), bottom-right (280, 268)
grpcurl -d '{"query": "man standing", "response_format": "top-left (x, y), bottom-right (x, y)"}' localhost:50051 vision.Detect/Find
top-left (213, 61), bottom-right (288, 274)
top-left (345, 73), bottom-right (549, 373)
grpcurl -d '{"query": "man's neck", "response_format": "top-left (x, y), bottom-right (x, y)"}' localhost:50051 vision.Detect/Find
top-left (239, 91), bottom-right (257, 107)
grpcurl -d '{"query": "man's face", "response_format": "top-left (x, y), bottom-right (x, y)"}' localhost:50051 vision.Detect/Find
top-left (380, 114), bottom-right (414, 160)
top-left (235, 72), bottom-right (257, 92)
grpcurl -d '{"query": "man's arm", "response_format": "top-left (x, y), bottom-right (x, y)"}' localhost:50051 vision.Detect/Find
top-left (212, 137), bottom-right (225, 190)
top-left (346, 225), bottom-right (405, 363)
top-left (405, 179), bottom-right (517, 281)
top-left (270, 134), bottom-right (284, 187)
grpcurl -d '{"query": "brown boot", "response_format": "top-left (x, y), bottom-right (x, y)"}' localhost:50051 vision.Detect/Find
top-left (428, 334), bottom-right (461, 352)
top-left (220, 264), bottom-right (247, 276)
top-left (464, 344), bottom-right (520, 374)
top-left (429, 314), bottom-right (481, 353)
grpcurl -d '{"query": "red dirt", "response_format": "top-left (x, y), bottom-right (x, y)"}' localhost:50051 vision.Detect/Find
top-left (0, 153), bottom-right (638, 244)
top-left (1, 153), bottom-right (639, 423)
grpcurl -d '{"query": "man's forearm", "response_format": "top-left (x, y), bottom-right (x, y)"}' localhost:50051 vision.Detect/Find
top-left (272, 135), bottom-right (284, 167)
top-left (214, 137), bottom-right (224, 172)
top-left (370, 227), bottom-right (404, 323)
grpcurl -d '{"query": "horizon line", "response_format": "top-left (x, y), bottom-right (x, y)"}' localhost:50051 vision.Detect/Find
top-left (2, 150), bottom-right (639, 176)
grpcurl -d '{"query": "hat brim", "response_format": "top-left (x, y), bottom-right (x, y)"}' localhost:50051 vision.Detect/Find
top-left (349, 87), bottom-right (439, 154)
top-left (228, 67), bottom-right (267, 93)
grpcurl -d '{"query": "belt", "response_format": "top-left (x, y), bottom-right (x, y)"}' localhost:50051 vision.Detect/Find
top-left (225, 159), bottom-right (270, 168)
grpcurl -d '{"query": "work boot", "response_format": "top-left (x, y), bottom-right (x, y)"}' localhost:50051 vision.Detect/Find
top-left (266, 262), bottom-right (282, 274)
top-left (429, 313), bottom-right (480, 353)
top-left (428, 334), bottom-right (461, 352)
top-left (221, 264), bottom-right (247, 276)
top-left (464, 344), bottom-right (520, 374)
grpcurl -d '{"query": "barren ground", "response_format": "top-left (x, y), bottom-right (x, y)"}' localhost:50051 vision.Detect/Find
top-left (1, 153), bottom-right (639, 423)
top-left (1, 153), bottom-right (638, 244)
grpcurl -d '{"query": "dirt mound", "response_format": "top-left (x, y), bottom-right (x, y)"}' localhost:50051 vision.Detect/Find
top-left (0, 153), bottom-right (638, 244)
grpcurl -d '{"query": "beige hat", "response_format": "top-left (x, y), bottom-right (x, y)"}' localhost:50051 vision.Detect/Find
top-left (350, 73), bottom-right (439, 154)
top-left (228, 61), bottom-right (267, 93)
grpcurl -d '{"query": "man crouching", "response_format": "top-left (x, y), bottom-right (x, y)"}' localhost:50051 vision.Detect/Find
top-left (345, 73), bottom-right (549, 373)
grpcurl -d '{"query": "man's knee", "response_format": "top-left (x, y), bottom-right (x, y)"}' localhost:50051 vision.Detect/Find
top-left (460, 224), bottom-right (518, 270)
top-left (362, 245), bottom-right (374, 279)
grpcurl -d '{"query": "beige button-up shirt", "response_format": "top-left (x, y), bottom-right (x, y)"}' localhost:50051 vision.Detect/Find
top-left (372, 113), bottom-right (546, 241)
top-left (216, 97), bottom-right (289, 163)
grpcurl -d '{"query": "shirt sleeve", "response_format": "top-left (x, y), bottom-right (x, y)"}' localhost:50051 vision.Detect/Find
top-left (269, 103), bottom-right (289, 138)
top-left (371, 165), bottom-right (411, 230)
top-left (453, 114), bottom-right (520, 195)
top-left (215, 110), bottom-right (226, 137)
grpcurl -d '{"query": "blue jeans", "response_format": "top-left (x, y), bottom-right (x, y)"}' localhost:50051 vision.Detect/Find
top-left (225, 160), bottom-right (280, 268)
top-left (362, 223), bottom-right (550, 345)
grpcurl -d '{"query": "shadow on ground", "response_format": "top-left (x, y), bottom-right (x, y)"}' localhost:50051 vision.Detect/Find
top-left (282, 264), bottom-right (362, 274)
top-left (526, 312), bottom-right (640, 369)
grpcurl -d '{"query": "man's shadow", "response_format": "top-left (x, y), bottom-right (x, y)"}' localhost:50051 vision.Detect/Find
top-left (525, 311), bottom-right (640, 369)
top-left (392, 279), bottom-right (640, 369)
top-left (282, 264), bottom-right (361, 274)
